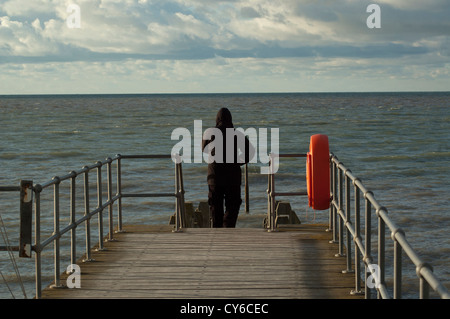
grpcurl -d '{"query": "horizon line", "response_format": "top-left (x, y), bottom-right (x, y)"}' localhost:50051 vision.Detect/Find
top-left (1, 90), bottom-right (449, 97)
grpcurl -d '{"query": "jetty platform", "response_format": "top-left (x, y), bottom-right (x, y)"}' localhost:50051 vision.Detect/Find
top-left (3, 153), bottom-right (447, 300)
top-left (40, 224), bottom-right (363, 299)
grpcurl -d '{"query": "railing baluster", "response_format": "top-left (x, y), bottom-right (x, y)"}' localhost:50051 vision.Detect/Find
top-left (116, 155), bottom-right (123, 233)
top-left (420, 277), bottom-right (430, 299)
top-left (83, 167), bottom-right (93, 262)
top-left (269, 168), bottom-right (276, 232)
top-left (106, 158), bottom-right (114, 241)
top-left (393, 229), bottom-right (404, 299)
top-left (364, 193), bottom-right (372, 299)
top-left (51, 177), bottom-right (63, 288)
top-left (331, 159), bottom-right (338, 243)
top-left (377, 208), bottom-right (386, 299)
top-left (70, 171), bottom-right (77, 268)
top-left (327, 156), bottom-right (333, 233)
top-left (266, 163), bottom-right (272, 231)
top-left (351, 180), bottom-right (363, 295)
top-left (178, 161), bottom-right (186, 228)
top-left (343, 172), bottom-right (353, 273)
top-left (34, 184), bottom-right (42, 299)
top-left (96, 162), bottom-right (105, 251)
top-left (337, 166), bottom-right (344, 257)
top-left (173, 161), bottom-right (182, 233)
top-left (245, 163), bottom-right (249, 214)
top-left (419, 264), bottom-right (431, 299)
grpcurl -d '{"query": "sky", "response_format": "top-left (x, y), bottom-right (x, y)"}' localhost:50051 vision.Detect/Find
top-left (0, 0), bottom-right (449, 94)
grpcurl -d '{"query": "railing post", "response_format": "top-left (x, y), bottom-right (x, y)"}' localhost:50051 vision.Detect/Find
top-left (327, 155), bottom-right (333, 232)
top-left (83, 167), bottom-right (93, 262)
top-left (393, 228), bottom-right (404, 299)
top-left (336, 166), bottom-right (344, 257)
top-left (245, 163), bottom-right (249, 213)
top-left (51, 176), bottom-right (64, 288)
top-left (420, 277), bottom-right (430, 299)
top-left (364, 192), bottom-right (372, 299)
top-left (377, 207), bottom-right (386, 299)
top-left (34, 184), bottom-right (42, 299)
top-left (19, 180), bottom-right (33, 258)
top-left (343, 172), bottom-right (353, 273)
top-left (178, 161), bottom-right (186, 228)
top-left (351, 181), bottom-right (363, 295)
top-left (70, 171), bottom-right (77, 268)
top-left (331, 159), bottom-right (338, 243)
top-left (173, 159), bottom-right (183, 233)
top-left (269, 172), bottom-right (276, 232)
top-left (418, 263), bottom-right (432, 299)
top-left (116, 155), bottom-right (123, 233)
top-left (106, 158), bottom-right (114, 241)
top-left (268, 154), bottom-right (277, 232)
top-left (266, 167), bottom-right (271, 230)
top-left (96, 162), bottom-right (105, 250)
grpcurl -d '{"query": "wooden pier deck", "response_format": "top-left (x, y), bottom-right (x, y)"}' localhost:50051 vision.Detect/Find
top-left (40, 224), bottom-right (363, 299)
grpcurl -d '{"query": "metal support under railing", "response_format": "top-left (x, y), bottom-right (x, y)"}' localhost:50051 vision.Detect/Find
top-left (0, 154), bottom-right (185, 299)
top-left (266, 153), bottom-right (307, 232)
top-left (329, 153), bottom-right (450, 299)
top-left (244, 163), bottom-right (249, 213)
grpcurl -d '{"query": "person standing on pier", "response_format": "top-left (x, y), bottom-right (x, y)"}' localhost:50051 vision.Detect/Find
top-left (202, 108), bottom-right (255, 228)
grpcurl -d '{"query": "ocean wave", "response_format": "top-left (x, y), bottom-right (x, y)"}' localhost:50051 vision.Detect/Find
top-left (47, 130), bottom-right (83, 135)
top-left (421, 151), bottom-right (450, 159)
top-left (361, 154), bottom-right (412, 162)
top-left (0, 150), bottom-right (86, 163)
top-left (48, 150), bottom-right (85, 158)
top-left (0, 153), bottom-right (18, 160)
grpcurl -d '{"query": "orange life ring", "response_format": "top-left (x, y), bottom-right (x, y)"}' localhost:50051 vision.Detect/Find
top-left (306, 134), bottom-right (330, 210)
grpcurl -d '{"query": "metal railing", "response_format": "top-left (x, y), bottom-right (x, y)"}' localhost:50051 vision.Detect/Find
top-left (329, 153), bottom-right (449, 299)
top-left (266, 153), bottom-right (307, 232)
top-left (1, 154), bottom-right (185, 299)
top-left (2, 152), bottom-right (449, 299)
top-left (265, 152), bottom-right (449, 299)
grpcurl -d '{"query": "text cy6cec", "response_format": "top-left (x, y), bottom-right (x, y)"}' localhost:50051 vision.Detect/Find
top-left (224, 303), bottom-right (269, 314)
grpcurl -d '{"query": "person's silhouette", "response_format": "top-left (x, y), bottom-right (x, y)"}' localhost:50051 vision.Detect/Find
top-left (202, 108), bottom-right (255, 227)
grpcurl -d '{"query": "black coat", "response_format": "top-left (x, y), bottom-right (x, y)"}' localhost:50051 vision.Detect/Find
top-left (202, 108), bottom-right (254, 186)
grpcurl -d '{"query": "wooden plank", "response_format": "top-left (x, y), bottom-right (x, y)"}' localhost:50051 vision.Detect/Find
top-left (40, 224), bottom-right (364, 299)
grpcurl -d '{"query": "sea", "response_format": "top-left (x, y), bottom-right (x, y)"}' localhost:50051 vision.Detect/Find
top-left (0, 92), bottom-right (449, 299)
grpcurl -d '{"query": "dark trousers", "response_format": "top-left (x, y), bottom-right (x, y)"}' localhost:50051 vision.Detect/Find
top-left (208, 183), bottom-right (242, 228)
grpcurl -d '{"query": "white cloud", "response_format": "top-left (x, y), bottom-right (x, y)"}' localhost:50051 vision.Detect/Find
top-left (1, 54), bottom-right (448, 94)
top-left (0, 15), bottom-right (61, 56)
top-left (0, 0), bottom-right (449, 94)
top-left (1, 0), bottom-right (449, 58)
top-left (0, 0), bottom-right (58, 17)
top-left (375, 0), bottom-right (448, 11)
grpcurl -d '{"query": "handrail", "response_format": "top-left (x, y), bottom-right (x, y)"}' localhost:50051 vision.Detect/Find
top-left (266, 153), bottom-right (308, 232)
top-left (264, 152), bottom-right (449, 299)
top-left (329, 153), bottom-right (450, 299)
top-left (0, 154), bottom-right (185, 299)
top-left (1, 152), bottom-right (448, 299)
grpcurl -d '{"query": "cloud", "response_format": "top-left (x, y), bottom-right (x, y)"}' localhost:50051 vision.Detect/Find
top-left (0, 0), bottom-right (447, 60)
top-left (0, 0), bottom-right (449, 93)
top-left (0, 0), bottom-right (58, 17)
top-left (375, 0), bottom-right (448, 11)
